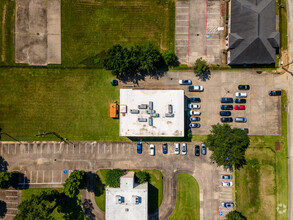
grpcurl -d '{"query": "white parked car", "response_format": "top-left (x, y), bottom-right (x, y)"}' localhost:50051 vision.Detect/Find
top-left (222, 181), bottom-right (233, 187)
top-left (188, 104), bottom-right (200, 109)
top-left (149, 144), bottom-right (155, 156)
top-left (174, 143), bottom-right (180, 155)
top-left (189, 86), bottom-right (204, 92)
top-left (235, 92), bottom-right (247, 98)
top-left (181, 143), bottom-right (187, 155)
top-left (189, 110), bottom-right (201, 116)
top-left (179, 80), bottom-right (192, 85)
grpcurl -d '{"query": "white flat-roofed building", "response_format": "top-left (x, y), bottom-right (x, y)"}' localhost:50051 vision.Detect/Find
top-left (105, 171), bottom-right (148, 220)
top-left (120, 89), bottom-right (185, 137)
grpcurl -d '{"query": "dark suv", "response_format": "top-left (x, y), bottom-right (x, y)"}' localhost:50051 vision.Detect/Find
top-left (238, 85), bottom-right (250, 90)
top-left (195, 145), bottom-right (200, 156)
top-left (221, 105), bottom-right (233, 110)
top-left (188, 98), bottom-right (201, 103)
top-left (220, 98), bottom-right (233, 103)
top-left (162, 143), bottom-right (168, 154)
top-left (269, 90), bottom-right (281, 96)
top-left (221, 117), bottom-right (233, 123)
top-left (220, 111), bottom-right (231, 116)
top-left (234, 98), bottom-right (246, 103)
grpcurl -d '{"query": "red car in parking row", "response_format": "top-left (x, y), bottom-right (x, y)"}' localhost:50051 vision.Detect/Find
top-left (234, 105), bottom-right (245, 110)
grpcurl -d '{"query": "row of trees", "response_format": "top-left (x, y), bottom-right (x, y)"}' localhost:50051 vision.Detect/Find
top-left (104, 44), bottom-right (176, 76)
top-left (105, 169), bottom-right (150, 188)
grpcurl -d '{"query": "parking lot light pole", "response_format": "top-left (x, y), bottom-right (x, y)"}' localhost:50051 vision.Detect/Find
top-left (35, 131), bottom-right (73, 145)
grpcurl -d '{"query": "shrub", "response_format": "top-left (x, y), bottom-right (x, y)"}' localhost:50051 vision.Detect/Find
top-left (135, 171), bottom-right (150, 184)
top-left (163, 50), bottom-right (176, 66)
top-left (63, 170), bottom-right (87, 198)
top-left (105, 169), bottom-right (124, 188)
top-left (193, 57), bottom-right (209, 76)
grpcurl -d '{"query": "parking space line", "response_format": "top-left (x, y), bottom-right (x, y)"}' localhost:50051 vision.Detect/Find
top-left (91, 143), bottom-right (94, 154)
top-left (30, 171), bottom-right (32, 183)
top-left (66, 144), bottom-right (68, 154)
top-left (7, 144), bottom-right (9, 154)
top-left (36, 170), bottom-right (38, 183)
top-left (177, 13), bottom-right (188, 15)
top-left (79, 143), bottom-right (81, 154)
top-left (110, 143), bottom-right (112, 154)
top-left (43, 170), bottom-right (45, 183)
top-left (73, 144), bottom-right (75, 154)
top-left (85, 143), bottom-right (87, 154)
top-left (177, 20), bottom-right (188, 21)
top-left (177, 7), bottom-right (189, 8)
top-left (104, 143), bottom-right (106, 153)
top-left (123, 143), bottom-right (125, 154)
top-left (116, 143), bottom-right (119, 154)
top-left (14, 144), bottom-right (16, 154)
top-left (98, 143), bottom-right (100, 154)
top-left (54, 143), bottom-right (56, 154)
top-left (28, 143), bottom-right (30, 154)
top-left (52, 170), bottom-right (54, 183)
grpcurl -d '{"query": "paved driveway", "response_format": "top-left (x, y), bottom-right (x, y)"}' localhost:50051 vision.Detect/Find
top-left (1, 141), bottom-right (232, 220)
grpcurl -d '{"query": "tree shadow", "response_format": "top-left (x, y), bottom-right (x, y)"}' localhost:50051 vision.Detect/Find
top-left (0, 200), bottom-right (7, 218)
top-left (94, 173), bottom-right (105, 197)
top-left (81, 199), bottom-right (95, 220)
top-left (56, 193), bottom-right (85, 220)
top-left (148, 183), bottom-right (158, 215)
top-left (196, 70), bottom-right (211, 81)
top-left (18, 172), bottom-right (30, 189)
top-left (0, 157), bottom-right (8, 172)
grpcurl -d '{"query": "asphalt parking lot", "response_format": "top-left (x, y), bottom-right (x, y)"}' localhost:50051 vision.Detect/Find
top-left (1, 141), bottom-right (232, 219)
top-left (121, 70), bottom-right (286, 135)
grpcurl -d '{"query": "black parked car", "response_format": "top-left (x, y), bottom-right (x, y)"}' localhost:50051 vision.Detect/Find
top-left (220, 98), bottom-right (233, 103)
top-left (234, 98), bottom-right (246, 103)
top-left (221, 117), bottom-right (233, 122)
top-left (188, 98), bottom-right (201, 103)
top-left (162, 143), bottom-right (168, 154)
top-left (220, 111), bottom-right (231, 116)
top-left (221, 105), bottom-right (233, 110)
top-left (195, 145), bottom-right (200, 156)
top-left (238, 85), bottom-right (250, 90)
top-left (269, 90), bottom-right (281, 96)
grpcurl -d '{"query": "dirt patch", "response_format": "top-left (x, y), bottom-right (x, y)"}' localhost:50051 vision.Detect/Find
top-left (15, 0), bottom-right (61, 65)
top-left (1, 3), bottom-right (7, 62)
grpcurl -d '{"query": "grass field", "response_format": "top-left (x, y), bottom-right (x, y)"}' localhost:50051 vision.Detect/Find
top-left (94, 169), bottom-right (163, 213)
top-left (61, 0), bottom-right (175, 67)
top-left (0, 68), bottom-right (127, 141)
top-left (235, 91), bottom-right (288, 220)
top-left (21, 188), bottom-right (85, 219)
top-left (278, 0), bottom-right (288, 50)
top-left (169, 173), bottom-right (200, 220)
top-left (0, 0), bottom-right (14, 65)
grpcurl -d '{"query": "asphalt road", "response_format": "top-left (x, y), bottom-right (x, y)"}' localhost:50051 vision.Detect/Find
top-left (286, 0), bottom-right (293, 218)
top-left (0, 141), bottom-right (232, 220)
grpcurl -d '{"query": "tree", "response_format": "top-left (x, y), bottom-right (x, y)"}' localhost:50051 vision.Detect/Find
top-left (0, 172), bottom-right (19, 189)
top-left (105, 169), bottom-right (124, 187)
top-left (139, 43), bottom-right (162, 72)
top-left (226, 211), bottom-right (247, 220)
top-left (15, 190), bottom-right (59, 220)
top-left (162, 50), bottom-right (176, 66)
top-left (63, 170), bottom-right (87, 198)
top-left (205, 124), bottom-right (250, 169)
top-left (193, 57), bottom-right (209, 76)
top-left (135, 171), bottom-right (150, 184)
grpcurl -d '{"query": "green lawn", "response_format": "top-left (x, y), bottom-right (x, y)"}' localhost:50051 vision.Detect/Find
top-left (0, 68), bottom-right (127, 141)
top-left (94, 169), bottom-right (163, 213)
top-left (278, 0), bottom-right (288, 50)
top-left (235, 91), bottom-right (288, 219)
top-left (0, 0), bottom-right (15, 65)
top-left (169, 173), bottom-right (200, 220)
top-left (61, 0), bottom-right (175, 67)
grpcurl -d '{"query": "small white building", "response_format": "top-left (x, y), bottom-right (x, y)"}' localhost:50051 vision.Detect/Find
top-left (119, 89), bottom-right (185, 137)
top-left (105, 171), bottom-right (148, 220)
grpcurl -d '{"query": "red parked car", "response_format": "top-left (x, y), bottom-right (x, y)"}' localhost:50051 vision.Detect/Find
top-left (234, 105), bottom-right (245, 110)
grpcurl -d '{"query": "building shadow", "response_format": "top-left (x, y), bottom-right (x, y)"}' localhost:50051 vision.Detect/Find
top-left (81, 199), bottom-right (95, 220)
top-left (148, 183), bottom-right (158, 219)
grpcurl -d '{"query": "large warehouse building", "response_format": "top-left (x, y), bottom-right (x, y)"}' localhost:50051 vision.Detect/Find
top-left (119, 89), bottom-right (185, 137)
